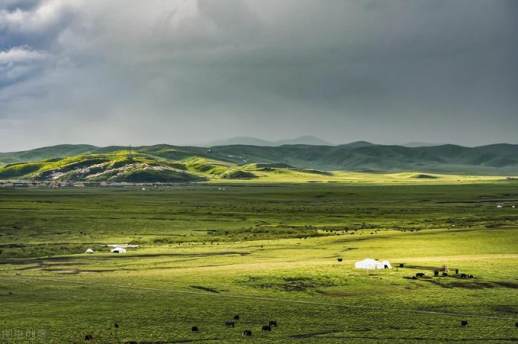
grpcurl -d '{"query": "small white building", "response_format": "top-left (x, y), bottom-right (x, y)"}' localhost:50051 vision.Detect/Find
top-left (85, 248), bottom-right (94, 254)
top-left (354, 258), bottom-right (391, 270)
top-left (111, 246), bottom-right (127, 254)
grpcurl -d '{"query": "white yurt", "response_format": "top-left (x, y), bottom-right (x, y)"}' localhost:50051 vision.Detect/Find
top-left (111, 246), bottom-right (127, 254)
top-left (354, 258), bottom-right (391, 270)
top-left (85, 248), bottom-right (94, 254)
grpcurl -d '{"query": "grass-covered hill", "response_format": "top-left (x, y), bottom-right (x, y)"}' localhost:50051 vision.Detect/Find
top-left (204, 142), bottom-right (518, 174)
top-left (0, 151), bottom-right (266, 183)
top-left (1, 142), bottom-right (518, 181)
top-left (0, 152), bottom-right (202, 183)
top-left (0, 150), bottom-right (384, 183)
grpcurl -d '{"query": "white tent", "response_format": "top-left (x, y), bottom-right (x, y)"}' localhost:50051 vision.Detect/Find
top-left (85, 248), bottom-right (94, 254)
top-left (354, 258), bottom-right (391, 270)
top-left (111, 246), bottom-right (126, 254)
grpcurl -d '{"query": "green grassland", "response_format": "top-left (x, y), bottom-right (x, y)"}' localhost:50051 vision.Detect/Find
top-left (0, 183), bottom-right (517, 343)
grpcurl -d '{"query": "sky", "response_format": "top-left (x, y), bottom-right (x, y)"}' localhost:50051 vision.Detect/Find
top-left (0, 0), bottom-right (517, 151)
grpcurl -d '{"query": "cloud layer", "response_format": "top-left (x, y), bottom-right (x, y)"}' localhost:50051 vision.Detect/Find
top-left (1, 0), bottom-right (517, 151)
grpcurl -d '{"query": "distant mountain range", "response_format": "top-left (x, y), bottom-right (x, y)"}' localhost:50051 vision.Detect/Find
top-left (1, 142), bottom-right (518, 182)
top-left (205, 135), bottom-right (332, 146)
top-left (206, 136), bottom-right (448, 148)
top-left (402, 142), bottom-right (449, 148)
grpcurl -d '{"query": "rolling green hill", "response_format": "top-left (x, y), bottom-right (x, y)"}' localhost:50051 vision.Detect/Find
top-left (0, 144), bottom-right (96, 164)
top-left (0, 153), bottom-right (203, 183)
top-left (1, 143), bottom-right (518, 180)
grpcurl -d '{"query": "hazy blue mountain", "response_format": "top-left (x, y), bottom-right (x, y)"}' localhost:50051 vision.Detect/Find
top-left (207, 136), bottom-right (332, 147)
top-left (275, 136), bottom-right (332, 146)
top-left (206, 137), bottom-right (276, 146)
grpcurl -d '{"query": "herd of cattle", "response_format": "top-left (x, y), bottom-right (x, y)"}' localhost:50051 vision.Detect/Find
top-left (192, 314), bottom-right (278, 337)
top-left (82, 317), bottom-right (518, 342)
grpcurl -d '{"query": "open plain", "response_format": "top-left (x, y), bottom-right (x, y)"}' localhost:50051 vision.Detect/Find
top-left (1, 181), bottom-right (517, 343)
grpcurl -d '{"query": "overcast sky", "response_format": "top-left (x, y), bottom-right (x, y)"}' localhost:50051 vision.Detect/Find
top-left (0, 0), bottom-right (517, 151)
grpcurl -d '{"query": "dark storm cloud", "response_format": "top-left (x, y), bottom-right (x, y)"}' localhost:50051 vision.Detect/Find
top-left (0, 0), bottom-right (517, 151)
top-left (0, 0), bottom-right (40, 11)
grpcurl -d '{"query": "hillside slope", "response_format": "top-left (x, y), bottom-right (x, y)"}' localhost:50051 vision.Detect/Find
top-left (203, 143), bottom-right (518, 174)
top-left (0, 151), bottom-right (351, 183)
top-left (0, 144), bottom-right (96, 164)
top-left (1, 143), bottom-right (518, 175)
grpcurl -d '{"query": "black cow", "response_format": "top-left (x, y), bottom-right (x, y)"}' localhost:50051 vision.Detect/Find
top-left (337, 258), bottom-right (343, 262)
top-left (84, 334), bottom-right (94, 341)
top-left (461, 320), bottom-right (468, 327)
top-left (269, 320), bottom-right (278, 327)
top-left (262, 325), bottom-right (272, 331)
top-left (416, 273), bottom-right (425, 278)
top-left (192, 326), bottom-right (199, 332)
top-left (233, 314), bottom-right (240, 320)
top-left (225, 320), bottom-right (235, 328)
top-left (242, 330), bottom-right (252, 337)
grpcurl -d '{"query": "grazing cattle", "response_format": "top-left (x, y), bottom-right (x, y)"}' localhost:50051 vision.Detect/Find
top-left (262, 325), bottom-right (272, 331)
top-left (337, 258), bottom-right (343, 262)
top-left (468, 274), bottom-right (474, 279)
top-left (460, 273), bottom-right (467, 279)
top-left (233, 314), bottom-right (240, 320)
top-left (269, 320), bottom-right (278, 327)
top-left (442, 272), bottom-right (448, 277)
top-left (192, 326), bottom-right (199, 332)
top-left (399, 263), bottom-right (404, 268)
top-left (242, 330), bottom-right (252, 337)
top-left (84, 334), bottom-right (93, 341)
top-left (225, 320), bottom-right (235, 328)
top-left (434, 270), bottom-right (439, 277)
top-left (114, 322), bottom-right (119, 328)
top-left (461, 320), bottom-right (468, 327)
top-left (416, 273), bottom-right (425, 278)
